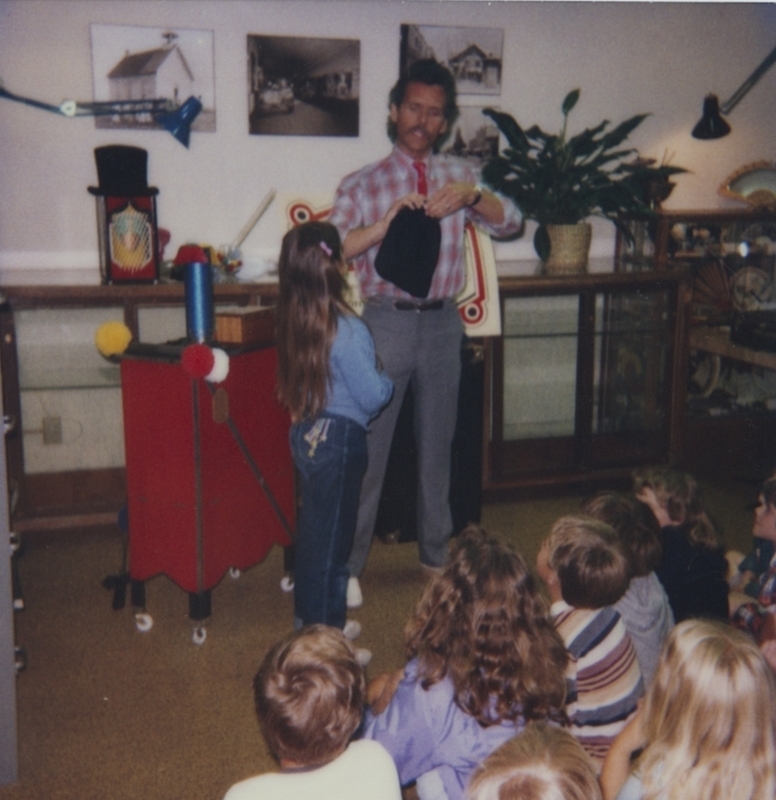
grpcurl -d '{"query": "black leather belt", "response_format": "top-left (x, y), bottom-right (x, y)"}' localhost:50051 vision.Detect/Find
top-left (394, 299), bottom-right (444, 311)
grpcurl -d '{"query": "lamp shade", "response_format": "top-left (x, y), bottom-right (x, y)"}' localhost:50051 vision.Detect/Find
top-left (692, 94), bottom-right (732, 140)
top-left (155, 97), bottom-right (202, 148)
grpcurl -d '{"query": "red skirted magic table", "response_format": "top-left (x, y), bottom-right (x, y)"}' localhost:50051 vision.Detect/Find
top-left (120, 342), bottom-right (294, 640)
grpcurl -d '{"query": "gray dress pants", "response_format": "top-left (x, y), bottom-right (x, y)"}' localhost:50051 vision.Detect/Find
top-left (347, 297), bottom-right (463, 576)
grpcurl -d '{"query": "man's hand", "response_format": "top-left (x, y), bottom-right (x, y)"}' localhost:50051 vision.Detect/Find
top-left (386, 192), bottom-right (426, 224)
top-left (342, 192), bottom-right (425, 261)
top-left (425, 182), bottom-right (506, 227)
top-left (424, 182), bottom-right (478, 219)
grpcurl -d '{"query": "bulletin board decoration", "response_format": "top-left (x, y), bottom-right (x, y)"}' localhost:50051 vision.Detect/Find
top-left (281, 194), bottom-right (500, 335)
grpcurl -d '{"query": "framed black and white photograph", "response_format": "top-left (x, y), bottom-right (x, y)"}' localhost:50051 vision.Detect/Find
top-left (441, 106), bottom-right (500, 164)
top-left (400, 24), bottom-right (504, 96)
top-left (90, 24), bottom-right (216, 133)
top-left (247, 35), bottom-right (360, 137)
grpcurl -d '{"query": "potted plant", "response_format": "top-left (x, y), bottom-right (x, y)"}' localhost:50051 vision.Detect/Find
top-left (482, 89), bottom-right (687, 273)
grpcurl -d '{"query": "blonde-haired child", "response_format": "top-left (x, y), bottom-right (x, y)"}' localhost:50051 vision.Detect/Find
top-left (465, 722), bottom-right (602, 800)
top-left (600, 618), bottom-right (776, 800)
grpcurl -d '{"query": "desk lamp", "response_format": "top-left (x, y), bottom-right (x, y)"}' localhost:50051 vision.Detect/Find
top-left (692, 45), bottom-right (776, 139)
top-left (0, 82), bottom-right (202, 147)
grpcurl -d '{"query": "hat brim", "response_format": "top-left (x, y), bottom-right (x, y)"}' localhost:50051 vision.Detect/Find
top-left (88, 186), bottom-right (159, 197)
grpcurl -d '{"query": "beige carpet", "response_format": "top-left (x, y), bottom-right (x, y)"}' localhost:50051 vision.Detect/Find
top-left (0, 477), bottom-right (757, 800)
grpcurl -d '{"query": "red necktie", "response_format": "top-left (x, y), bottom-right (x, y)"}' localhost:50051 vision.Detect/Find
top-left (413, 161), bottom-right (428, 196)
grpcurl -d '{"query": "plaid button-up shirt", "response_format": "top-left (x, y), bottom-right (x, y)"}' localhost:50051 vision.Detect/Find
top-left (329, 147), bottom-right (522, 301)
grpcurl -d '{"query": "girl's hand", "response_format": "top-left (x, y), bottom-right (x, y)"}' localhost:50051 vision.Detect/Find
top-left (366, 668), bottom-right (404, 715)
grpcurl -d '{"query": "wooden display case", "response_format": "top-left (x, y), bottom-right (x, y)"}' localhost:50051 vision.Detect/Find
top-left (484, 266), bottom-right (692, 498)
top-left (616, 210), bottom-right (776, 480)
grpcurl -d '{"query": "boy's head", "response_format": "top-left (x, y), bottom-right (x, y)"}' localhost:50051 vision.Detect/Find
top-left (539, 516), bottom-right (629, 609)
top-left (253, 625), bottom-right (365, 767)
top-left (580, 491), bottom-right (662, 578)
top-left (466, 721), bottom-right (602, 800)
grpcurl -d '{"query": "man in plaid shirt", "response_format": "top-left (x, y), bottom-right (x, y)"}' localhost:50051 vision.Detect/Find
top-left (329, 60), bottom-right (522, 605)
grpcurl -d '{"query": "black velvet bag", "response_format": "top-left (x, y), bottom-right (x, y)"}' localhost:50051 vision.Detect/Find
top-left (374, 207), bottom-right (441, 298)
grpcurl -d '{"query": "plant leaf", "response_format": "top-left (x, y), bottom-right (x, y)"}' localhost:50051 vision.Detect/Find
top-left (482, 108), bottom-right (529, 152)
top-left (562, 89), bottom-right (580, 116)
top-left (595, 114), bottom-right (650, 151)
top-left (534, 225), bottom-right (551, 260)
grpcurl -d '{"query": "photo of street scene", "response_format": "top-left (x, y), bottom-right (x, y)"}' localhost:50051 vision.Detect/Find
top-left (247, 35), bottom-right (359, 137)
top-left (441, 106), bottom-right (500, 164)
top-left (400, 24), bottom-right (503, 96)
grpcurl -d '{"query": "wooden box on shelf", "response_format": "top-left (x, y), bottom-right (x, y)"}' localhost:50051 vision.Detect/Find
top-left (214, 306), bottom-right (275, 345)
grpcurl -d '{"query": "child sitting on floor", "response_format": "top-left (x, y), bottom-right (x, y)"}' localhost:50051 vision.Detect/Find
top-left (536, 516), bottom-right (644, 769)
top-left (223, 625), bottom-right (401, 800)
top-left (632, 466), bottom-right (728, 623)
top-left (580, 492), bottom-right (674, 686)
top-left (362, 525), bottom-right (569, 800)
top-left (465, 721), bottom-right (602, 800)
top-left (729, 473), bottom-right (776, 597)
top-left (731, 476), bottom-right (776, 645)
top-left (600, 618), bottom-right (776, 800)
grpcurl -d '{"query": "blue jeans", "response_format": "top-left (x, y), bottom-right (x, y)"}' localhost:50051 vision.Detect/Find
top-left (290, 414), bottom-right (367, 629)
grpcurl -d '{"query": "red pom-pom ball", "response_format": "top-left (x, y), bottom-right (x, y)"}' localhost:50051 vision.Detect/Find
top-left (181, 343), bottom-right (215, 378)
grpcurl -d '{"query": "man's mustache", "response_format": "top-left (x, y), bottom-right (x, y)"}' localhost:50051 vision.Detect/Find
top-left (408, 126), bottom-right (431, 138)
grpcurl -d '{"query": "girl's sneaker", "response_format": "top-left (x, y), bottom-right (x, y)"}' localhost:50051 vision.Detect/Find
top-left (347, 576), bottom-right (363, 608)
top-left (343, 619), bottom-right (362, 641)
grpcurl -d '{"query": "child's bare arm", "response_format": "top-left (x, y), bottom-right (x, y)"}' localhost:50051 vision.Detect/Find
top-left (600, 708), bottom-right (646, 800)
top-left (366, 668), bottom-right (404, 715)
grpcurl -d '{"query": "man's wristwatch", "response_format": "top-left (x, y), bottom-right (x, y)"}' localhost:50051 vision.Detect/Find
top-left (468, 183), bottom-right (484, 208)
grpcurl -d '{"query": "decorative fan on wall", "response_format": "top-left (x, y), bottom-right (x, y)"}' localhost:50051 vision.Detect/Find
top-left (719, 161), bottom-right (776, 210)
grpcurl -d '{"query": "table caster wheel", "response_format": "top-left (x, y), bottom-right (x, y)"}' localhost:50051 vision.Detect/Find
top-left (134, 612), bottom-right (153, 632)
top-left (192, 626), bottom-right (207, 645)
top-left (229, 567), bottom-right (241, 579)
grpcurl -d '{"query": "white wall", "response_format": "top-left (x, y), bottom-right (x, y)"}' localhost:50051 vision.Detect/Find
top-left (1, 0), bottom-right (775, 281)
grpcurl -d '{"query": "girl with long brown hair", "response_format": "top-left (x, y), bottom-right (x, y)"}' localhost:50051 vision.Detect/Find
top-left (276, 221), bottom-right (392, 657)
top-left (361, 526), bottom-right (569, 800)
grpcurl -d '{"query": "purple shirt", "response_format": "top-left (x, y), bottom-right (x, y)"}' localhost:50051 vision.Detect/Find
top-left (329, 147), bottom-right (522, 301)
top-left (361, 658), bottom-right (525, 800)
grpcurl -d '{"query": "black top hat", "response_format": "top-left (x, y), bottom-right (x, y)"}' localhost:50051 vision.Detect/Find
top-left (88, 145), bottom-right (159, 197)
top-left (374, 207), bottom-right (441, 299)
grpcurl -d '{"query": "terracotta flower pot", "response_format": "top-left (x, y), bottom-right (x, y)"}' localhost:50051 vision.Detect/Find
top-left (544, 223), bottom-right (592, 275)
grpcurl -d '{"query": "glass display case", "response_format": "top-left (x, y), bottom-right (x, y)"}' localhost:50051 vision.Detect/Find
top-left (616, 210), bottom-right (776, 480)
top-left (485, 269), bottom-right (690, 495)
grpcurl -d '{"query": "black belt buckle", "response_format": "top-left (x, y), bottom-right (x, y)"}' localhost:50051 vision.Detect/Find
top-left (394, 299), bottom-right (444, 312)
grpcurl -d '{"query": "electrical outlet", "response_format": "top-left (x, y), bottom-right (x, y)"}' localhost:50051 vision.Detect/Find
top-left (42, 416), bottom-right (62, 445)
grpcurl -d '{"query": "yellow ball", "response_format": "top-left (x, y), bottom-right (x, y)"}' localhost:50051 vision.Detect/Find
top-left (95, 321), bottom-right (133, 357)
